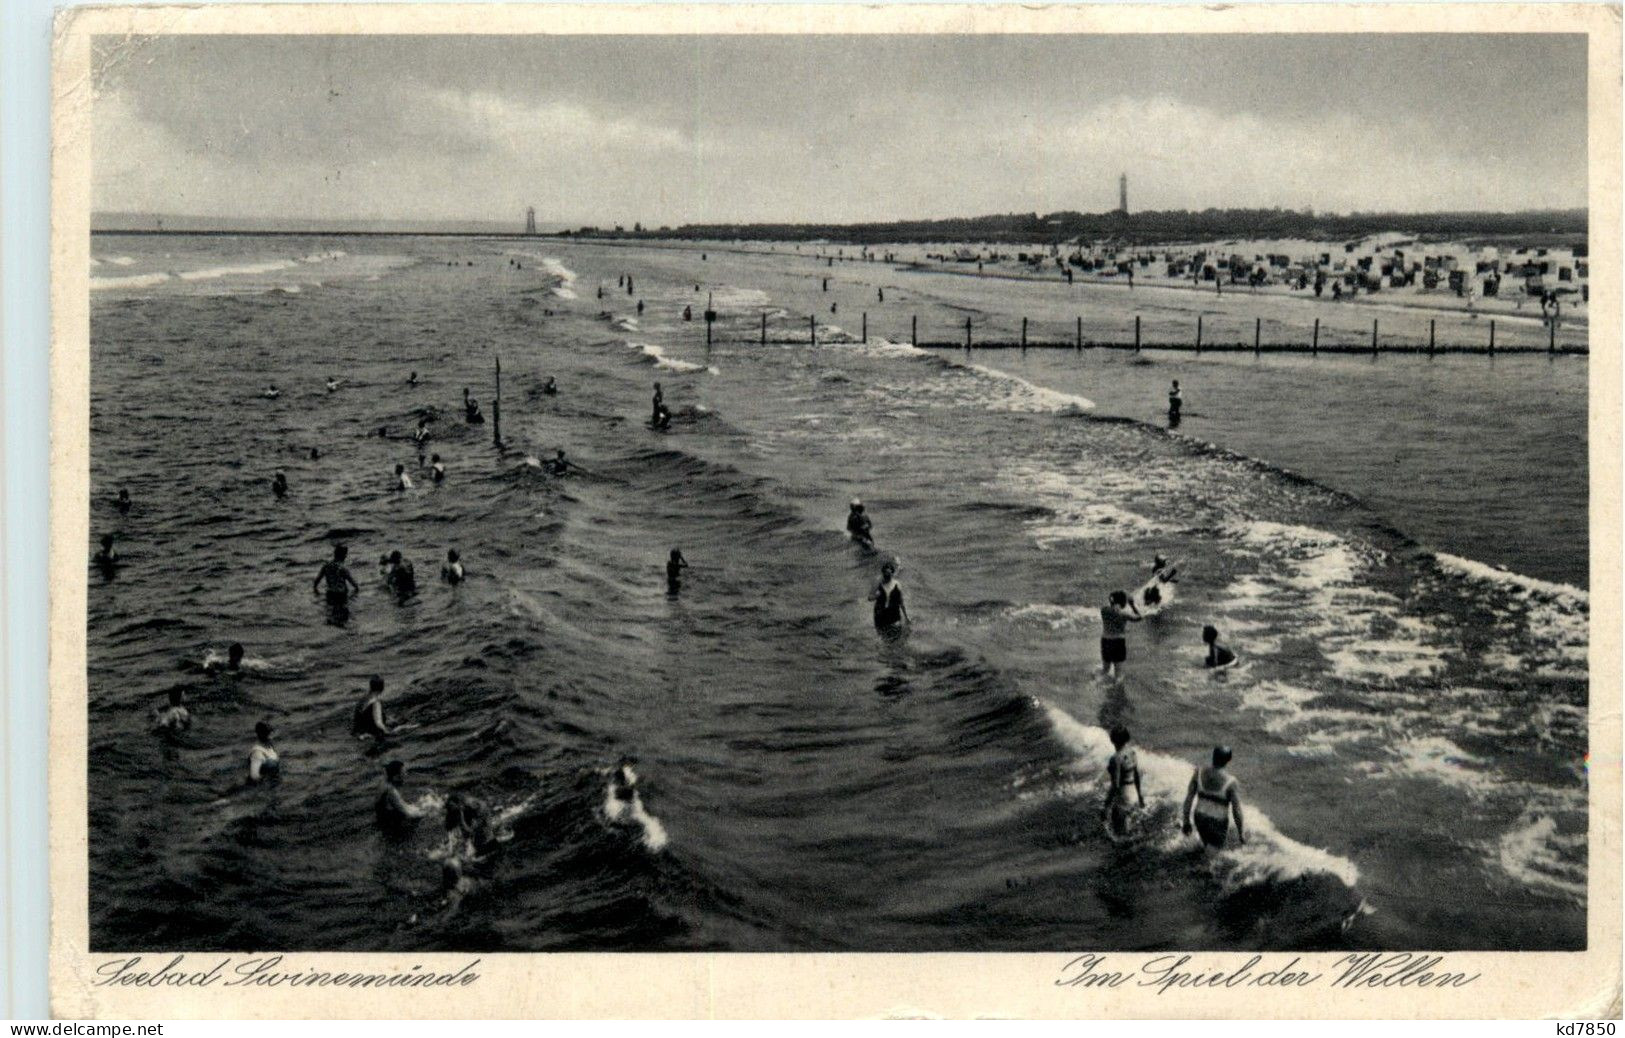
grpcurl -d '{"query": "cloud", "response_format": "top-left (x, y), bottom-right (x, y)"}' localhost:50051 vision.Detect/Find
top-left (423, 89), bottom-right (689, 154)
top-left (90, 38), bottom-right (1587, 224)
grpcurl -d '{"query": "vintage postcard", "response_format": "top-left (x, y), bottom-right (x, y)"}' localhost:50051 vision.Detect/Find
top-left (49, 2), bottom-right (1622, 1019)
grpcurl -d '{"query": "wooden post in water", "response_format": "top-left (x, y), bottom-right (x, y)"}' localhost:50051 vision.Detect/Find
top-left (1490, 320), bottom-right (1496, 354)
top-left (1077, 316), bottom-right (1083, 351)
top-left (1021, 317), bottom-right (1028, 350)
top-left (1429, 319), bottom-right (1436, 356)
top-left (761, 311), bottom-right (767, 345)
top-left (1134, 315), bottom-right (1141, 353)
top-left (1312, 317), bottom-right (1320, 355)
top-left (810, 314), bottom-right (816, 347)
top-left (1196, 315), bottom-right (1203, 353)
top-left (1550, 317), bottom-right (1557, 355)
top-left (1371, 319), bottom-right (1379, 356)
top-left (1254, 317), bottom-right (1261, 356)
top-left (965, 316), bottom-right (972, 351)
top-left (492, 356), bottom-right (502, 448)
top-left (912, 314), bottom-right (918, 347)
top-left (862, 311), bottom-right (868, 344)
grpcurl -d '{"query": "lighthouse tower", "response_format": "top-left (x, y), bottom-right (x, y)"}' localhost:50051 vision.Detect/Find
top-left (1118, 174), bottom-right (1128, 215)
top-left (524, 207), bottom-right (538, 235)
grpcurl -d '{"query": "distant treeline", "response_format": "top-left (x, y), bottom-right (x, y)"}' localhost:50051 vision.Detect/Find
top-left (566, 208), bottom-right (1588, 246)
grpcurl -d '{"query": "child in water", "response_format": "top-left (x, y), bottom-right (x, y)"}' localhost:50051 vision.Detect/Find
top-left (442, 549), bottom-right (464, 585)
top-left (1202, 624), bottom-right (1237, 668)
top-left (151, 688), bottom-right (190, 735)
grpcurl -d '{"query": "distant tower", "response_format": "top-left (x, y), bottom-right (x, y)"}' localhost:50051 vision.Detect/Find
top-left (524, 206), bottom-right (537, 235)
top-left (1118, 173), bottom-right (1128, 215)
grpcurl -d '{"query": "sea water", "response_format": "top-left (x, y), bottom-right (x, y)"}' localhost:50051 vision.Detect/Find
top-left (87, 234), bottom-right (1587, 952)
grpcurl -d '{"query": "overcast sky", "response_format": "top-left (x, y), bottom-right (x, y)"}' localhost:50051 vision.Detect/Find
top-left (93, 34), bottom-right (1588, 226)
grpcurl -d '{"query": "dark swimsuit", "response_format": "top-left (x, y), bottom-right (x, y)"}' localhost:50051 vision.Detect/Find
top-left (1193, 771), bottom-right (1234, 847)
top-left (847, 515), bottom-right (872, 543)
top-left (320, 562), bottom-right (351, 604)
top-left (353, 699), bottom-right (388, 739)
top-left (873, 584), bottom-right (904, 629)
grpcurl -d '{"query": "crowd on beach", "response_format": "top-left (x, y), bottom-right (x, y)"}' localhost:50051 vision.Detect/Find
top-left (97, 267), bottom-right (1261, 920)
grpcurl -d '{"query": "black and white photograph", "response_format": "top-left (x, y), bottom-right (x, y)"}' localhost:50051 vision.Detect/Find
top-left (75, 19), bottom-right (1604, 971)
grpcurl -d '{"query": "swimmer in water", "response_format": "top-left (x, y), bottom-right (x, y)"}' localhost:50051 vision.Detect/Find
top-left (94, 534), bottom-right (118, 574)
top-left (205, 642), bottom-right (246, 675)
top-left (407, 371), bottom-right (419, 387)
top-left (248, 721), bottom-right (280, 783)
top-left (271, 471), bottom-right (288, 498)
top-left (385, 550), bottom-right (417, 600)
top-left (454, 796), bottom-right (500, 858)
top-left (666, 548), bottom-right (688, 593)
top-left (611, 758), bottom-right (638, 799)
top-left (542, 376), bottom-right (558, 396)
top-left (151, 688), bottom-right (191, 735)
top-left (375, 760), bottom-right (427, 835)
top-left (308, 447), bottom-right (320, 461)
top-left (652, 403), bottom-right (671, 430)
top-left (430, 454), bottom-right (445, 484)
top-left (1167, 380), bottom-right (1182, 418)
top-left (1100, 591), bottom-right (1142, 681)
top-left (1141, 554), bottom-right (1178, 607)
top-left (846, 499), bottom-right (874, 548)
top-left (651, 382), bottom-right (664, 421)
top-left (115, 488), bottom-right (132, 515)
top-left (870, 562), bottom-right (909, 632)
top-left (326, 378), bottom-right (343, 393)
top-left (1183, 745), bottom-right (1246, 849)
top-left (463, 388), bottom-right (484, 424)
top-left (413, 419), bottom-right (430, 446)
top-left (394, 463), bottom-right (413, 491)
top-left (262, 385), bottom-right (280, 400)
top-left (442, 549), bottom-right (464, 585)
top-left (1103, 726), bottom-right (1144, 837)
top-left (313, 543), bottom-right (361, 607)
top-left (1202, 624), bottom-right (1237, 668)
top-left (543, 449), bottom-right (574, 477)
top-left (636, 299), bottom-right (645, 315)
top-left (352, 675), bottom-right (398, 739)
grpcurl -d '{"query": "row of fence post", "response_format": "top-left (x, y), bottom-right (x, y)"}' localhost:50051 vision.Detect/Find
top-left (736, 309), bottom-right (1559, 354)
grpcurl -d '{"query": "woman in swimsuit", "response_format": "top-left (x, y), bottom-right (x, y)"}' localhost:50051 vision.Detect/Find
top-left (1182, 745), bottom-right (1245, 849)
top-left (248, 721), bottom-right (280, 783)
top-left (1103, 726), bottom-right (1144, 837)
top-left (870, 562), bottom-right (909, 633)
